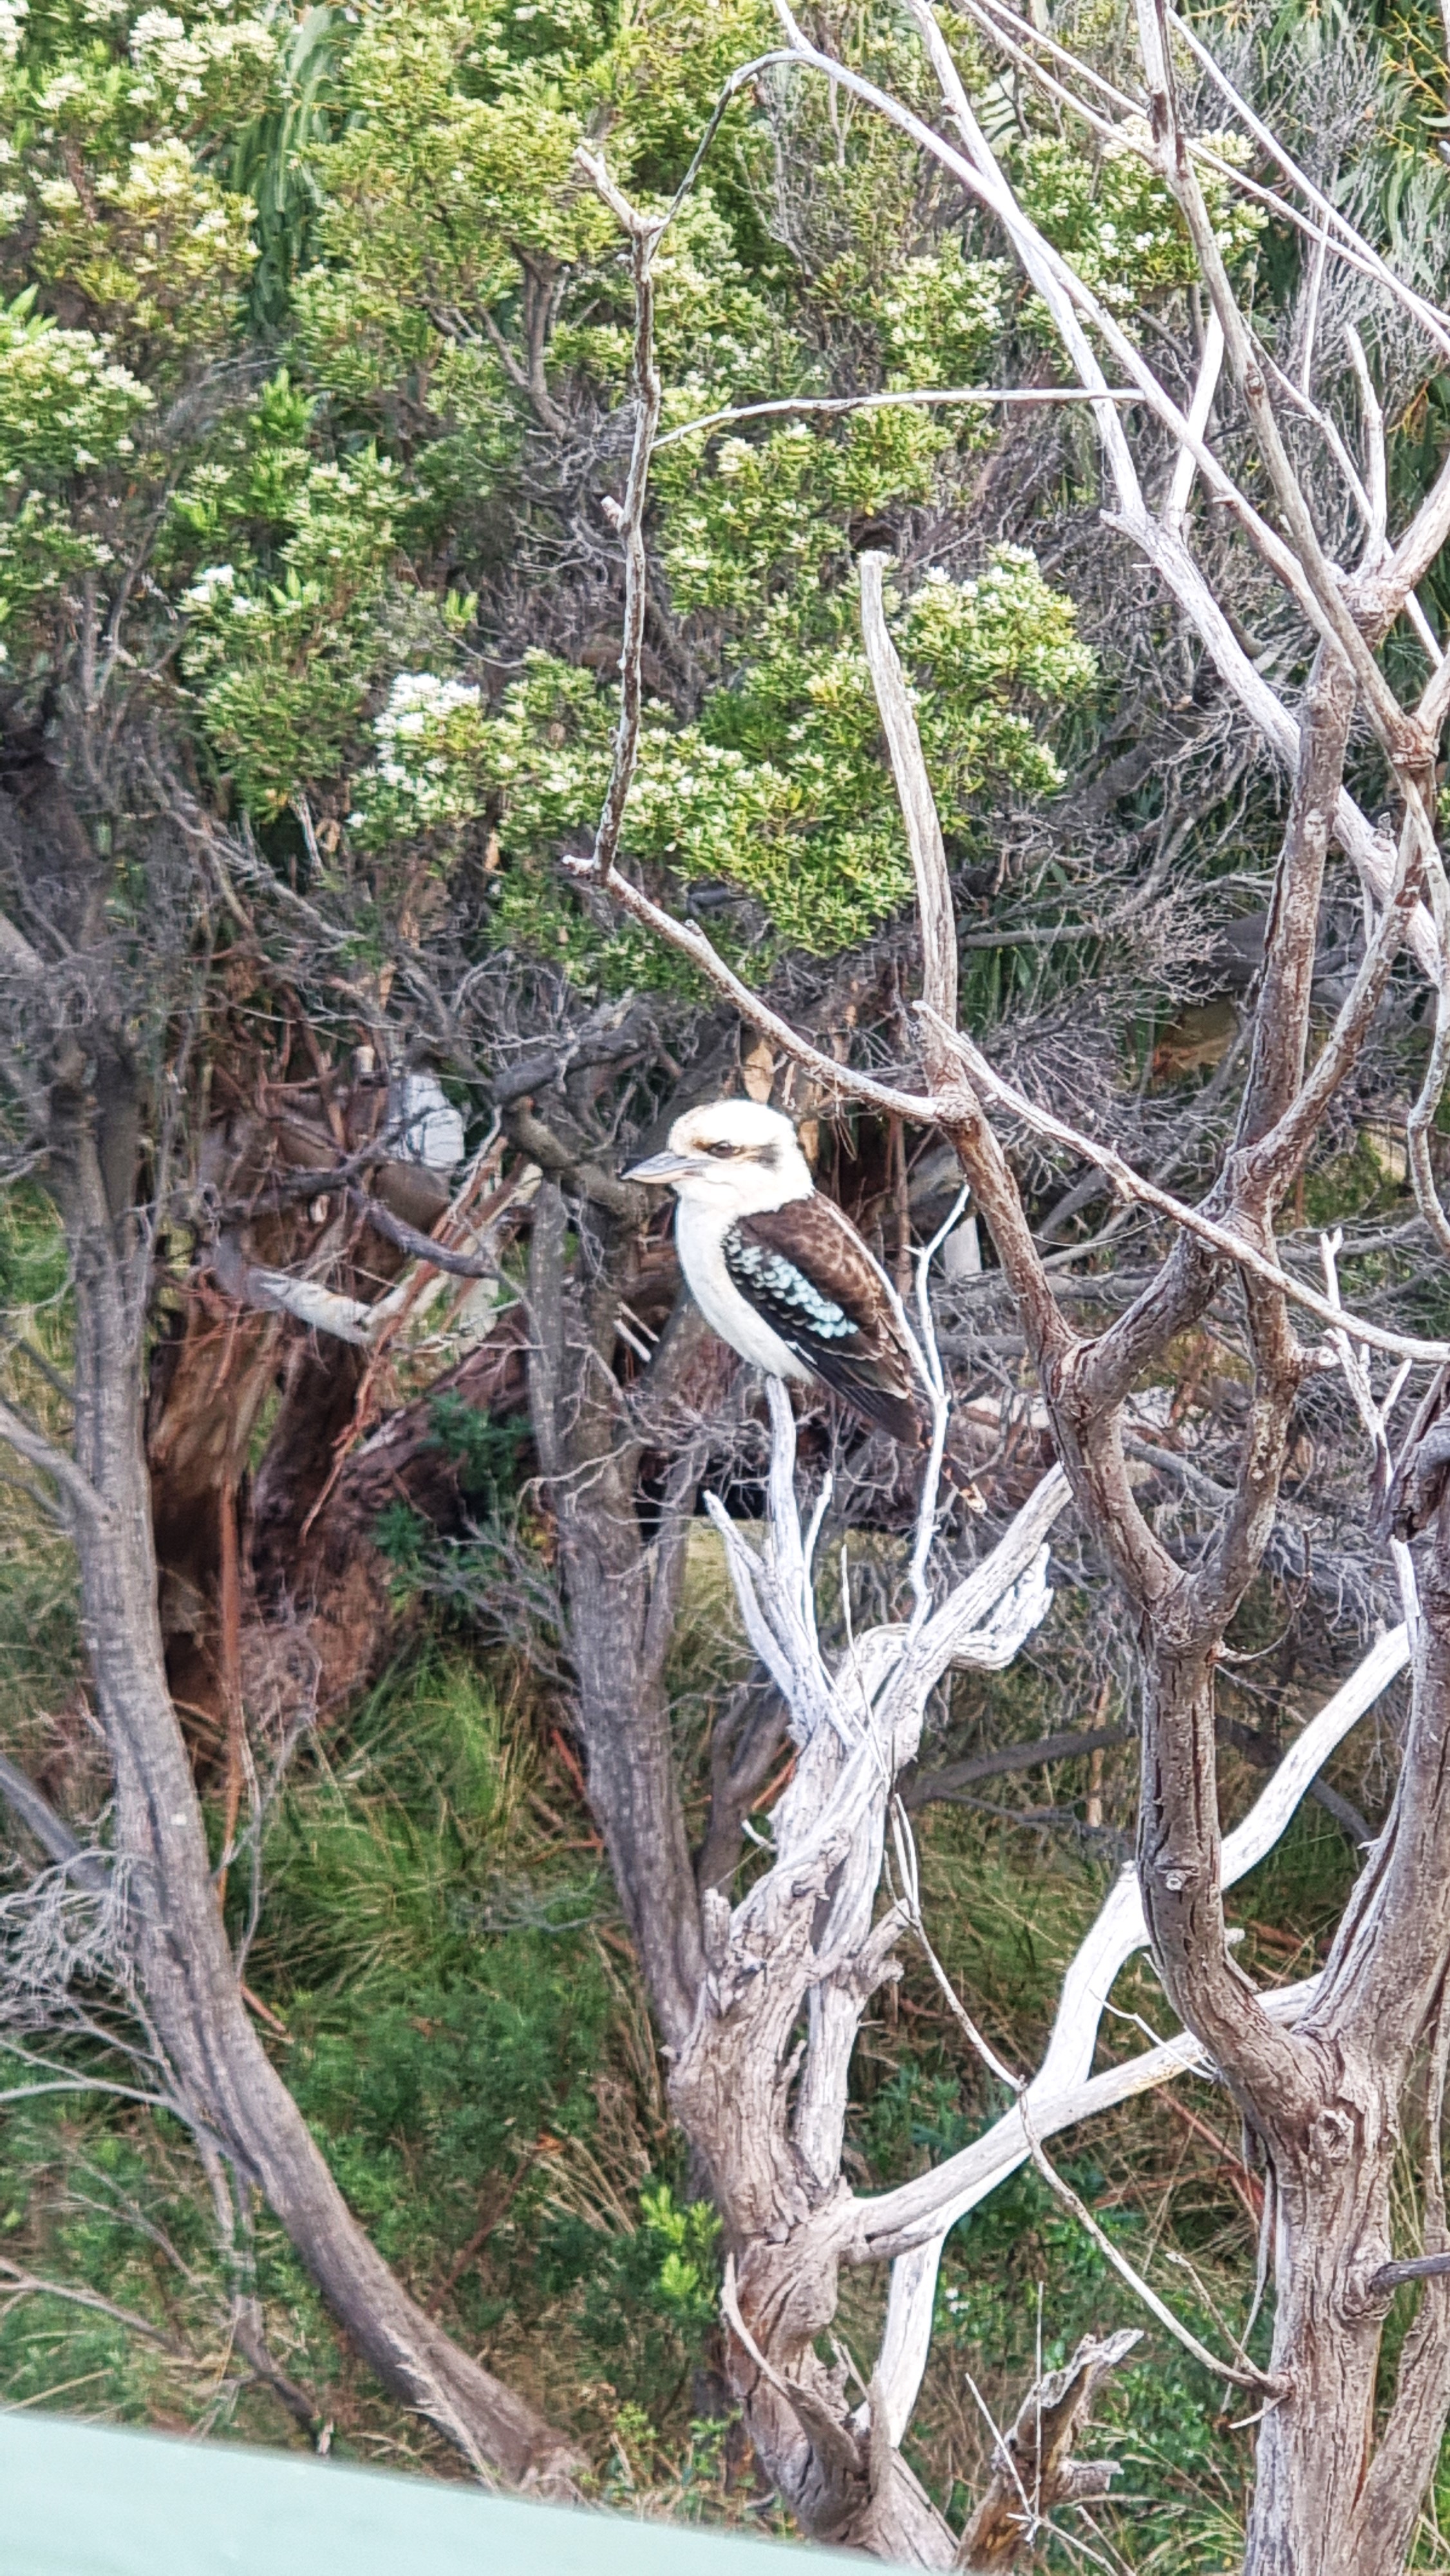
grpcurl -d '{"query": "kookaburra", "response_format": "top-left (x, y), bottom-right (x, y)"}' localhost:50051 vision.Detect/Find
top-left (626, 1099), bottom-right (927, 1449)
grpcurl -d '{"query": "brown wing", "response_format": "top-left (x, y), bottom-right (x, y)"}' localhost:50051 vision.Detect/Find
top-left (724, 1198), bottom-right (925, 1446)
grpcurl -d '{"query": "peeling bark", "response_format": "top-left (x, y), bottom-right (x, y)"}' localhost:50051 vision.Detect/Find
top-left (957, 2329), bottom-right (1139, 2571)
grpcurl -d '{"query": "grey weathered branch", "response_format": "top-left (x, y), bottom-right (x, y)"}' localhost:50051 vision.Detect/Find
top-left (655, 383), bottom-right (1140, 450)
top-left (903, 1723), bottom-right (1132, 1807)
top-left (890, 1), bottom-right (1441, 976)
top-left (561, 851), bottom-right (937, 1116)
top-left (573, 151), bottom-right (666, 888)
top-left (0, 1394), bottom-right (114, 1530)
top-left (0, 1752), bottom-right (108, 1894)
top-left (858, 553), bottom-right (956, 1034)
top-left (0, 2255), bottom-right (180, 2352)
top-left (862, 1620), bottom-right (1407, 2443)
top-left (919, 1005), bottom-right (1450, 1363)
top-left (671, 1343), bottom-right (1065, 2553)
top-left (346, 1187), bottom-right (499, 1278)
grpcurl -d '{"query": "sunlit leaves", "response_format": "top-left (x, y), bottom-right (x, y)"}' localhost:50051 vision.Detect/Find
top-left (0, 285), bottom-right (150, 476)
top-left (32, 133), bottom-right (257, 356)
top-left (348, 546), bottom-right (1096, 968)
top-left (1013, 121), bottom-right (1263, 318)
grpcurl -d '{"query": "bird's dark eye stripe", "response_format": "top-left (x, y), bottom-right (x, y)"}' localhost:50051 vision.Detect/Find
top-left (706, 1140), bottom-right (739, 1157)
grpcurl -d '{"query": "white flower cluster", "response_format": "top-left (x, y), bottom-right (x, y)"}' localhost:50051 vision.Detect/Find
top-left (0, 0), bottom-right (26, 64)
top-left (0, 310), bottom-right (153, 473)
top-left (375, 670), bottom-right (481, 749)
top-left (353, 672), bottom-right (487, 829)
top-left (117, 137), bottom-right (204, 205)
top-left (129, 6), bottom-right (276, 111)
top-left (181, 562), bottom-right (237, 613)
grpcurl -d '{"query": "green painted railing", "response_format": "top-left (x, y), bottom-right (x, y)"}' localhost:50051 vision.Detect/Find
top-left (3, 2408), bottom-right (862, 2575)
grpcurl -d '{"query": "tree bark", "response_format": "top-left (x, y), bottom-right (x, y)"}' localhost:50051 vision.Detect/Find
top-left (526, 1184), bottom-right (706, 2050)
top-left (49, 1081), bottom-right (578, 2485)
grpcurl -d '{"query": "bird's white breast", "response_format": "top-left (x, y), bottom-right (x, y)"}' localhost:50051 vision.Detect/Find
top-left (675, 1200), bottom-right (812, 1383)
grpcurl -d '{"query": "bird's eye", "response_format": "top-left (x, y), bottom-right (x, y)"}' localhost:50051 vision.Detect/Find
top-left (706, 1141), bottom-right (739, 1159)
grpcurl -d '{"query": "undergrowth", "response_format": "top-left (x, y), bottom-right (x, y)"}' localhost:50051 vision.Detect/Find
top-left (2, 1383), bottom-right (1448, 2561)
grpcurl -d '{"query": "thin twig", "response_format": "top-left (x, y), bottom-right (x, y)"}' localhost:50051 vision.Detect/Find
top-left (573, 152), bottom-right (666, 887)
top-left (920, 1005), bottom-right (1450, 1363)
top-left (0, 2257), bottom-right (180, 2351)
top-left (654, 383), bottom-right (1140, 449)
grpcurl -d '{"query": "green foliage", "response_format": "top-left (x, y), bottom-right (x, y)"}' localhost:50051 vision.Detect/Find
top-left (172, 381), bottom-right (410, 812)
top-left (921, 2154), bottom-right (1252, 2562)
top-left (350, 540), bottom-right (1096, 971)
top-left (372, 1498), bottom-right (429, 1581)
top-left (243, 1653), bottom-right (731, 2438)
top-left (0, 287), bottom-right (152, 658)
top-left (372, 1400), bottom-right (525, 1596)
top-left (1012, 121), bottom-right (1263, 317)
top-left (426, 1393), bottom-right (525, 1513)
top-left (881, 240), bottom-right (1007, 390)
top-left (227, 6), bottom-right (350, 334)
top-left (0, 286), bottom-right (151, 479)
top-left (0, 0), bottom-right (1102, 926)
top-left (638, 2183), bottom-right (722, 2325)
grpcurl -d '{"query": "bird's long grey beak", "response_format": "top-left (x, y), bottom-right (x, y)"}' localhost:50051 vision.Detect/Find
top-left (623, 1149), bottom-right (697, 1184)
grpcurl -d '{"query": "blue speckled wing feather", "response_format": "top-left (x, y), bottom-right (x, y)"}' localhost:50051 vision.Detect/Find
top-left (724, 1198), bottom-right (923, 1445)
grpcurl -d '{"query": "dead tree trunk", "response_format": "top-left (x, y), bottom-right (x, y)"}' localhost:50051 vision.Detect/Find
top-left (674, 1387), bottom-right (1065, 2561)
top-left (1232, 1517), bottom-right (1450, 2575)
top-left (48, 1096), bottom-right (578, 2484)
top-left (525, 1180), bottom-right (711, 2049)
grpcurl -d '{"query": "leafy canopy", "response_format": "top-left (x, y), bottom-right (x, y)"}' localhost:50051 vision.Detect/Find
top-left (0, 0), bottom-right (1278, 980)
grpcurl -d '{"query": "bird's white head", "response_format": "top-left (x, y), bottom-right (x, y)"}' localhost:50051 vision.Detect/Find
top-left (625, 1099), bottom-right (813, 1216)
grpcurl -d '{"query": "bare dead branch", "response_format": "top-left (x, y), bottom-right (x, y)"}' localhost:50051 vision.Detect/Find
top-left (920, 1005), bottom-right (1450, 1363)
top-left (346, 1187), bottom-right (500, 1279)
top-left (857, 553), bottom-right (956, 1036)
top-left (560, 853), bottom-right (936, 1116)
top-left (0, 2255), bottom-right (180, 2351)
top-left (903, 1725), bottom-right (1133, 1806)
top-left (573, 151), bottom-right (666, 888)
top-left (655, 384), bottom-right (1141, 450)
top-left (1164, 308), bottom-right (1224, 535)
top-left (890, 1), bottom-right (1440, 977)
top-left (0, 1753), bottom-right (108, 1893)
top-left (865, 1618), bottom-right (1406, 2261)
top-left (1136, 0), bottom-right (1431, 773)
top-left (1165, 8), bottom-right (1450, 372)
top-left (956, 2329), bottom-right (1140, 2570)
top-left (0, 1393), bottom-right (114, 1529)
